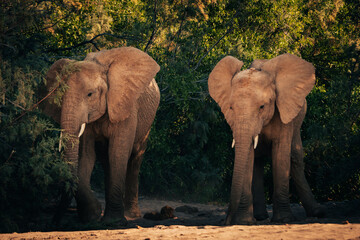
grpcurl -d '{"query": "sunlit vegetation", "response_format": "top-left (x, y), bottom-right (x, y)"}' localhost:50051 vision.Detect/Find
top-left (0, 0), bottom-right (359, 232)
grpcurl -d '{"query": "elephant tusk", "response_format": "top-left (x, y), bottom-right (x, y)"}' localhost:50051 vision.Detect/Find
top-left (58, 131), bottom-right (63, 152)
top-left (254, 135), bottom-right (259, 149)
top-left (78, 123), bottom-right (86, 138)
top-left (231, 139), bottom-right (235, 148)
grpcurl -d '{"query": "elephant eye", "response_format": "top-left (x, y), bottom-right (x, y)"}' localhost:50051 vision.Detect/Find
top-left (87, 92), bottom-right (93, 97)
top-left (230, 106), bottom-right (233, 110)
top-left (260, 105), bottom-right (265, 109)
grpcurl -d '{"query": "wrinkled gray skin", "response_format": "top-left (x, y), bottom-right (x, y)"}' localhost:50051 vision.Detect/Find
top-left (42, 47), bottom-right (160, 225)
top-left (208, 53), bottom-right (326, 225)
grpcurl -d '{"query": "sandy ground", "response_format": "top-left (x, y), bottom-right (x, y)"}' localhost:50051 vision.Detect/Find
top-left (1, 197), bottom-right (360, 240)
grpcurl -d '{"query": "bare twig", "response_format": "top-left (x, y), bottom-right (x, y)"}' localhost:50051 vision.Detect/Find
top-left (193, 27), bottom-right (233, 71)
top-left (6, 98), bottom-right (26, 110)
top-left (195, 78), bottom-right (208, 83)
top-left (40, 13), bottom-right (70, 32)
top-left (6, 150), bottom-right (15, 162)
top-left (193, 8), bottom-right (242, 71)
top-left (171, 8), bottom-right (188, 58)
top-left (166, 97), bottom-right (206, 105)
top-left (46, 33), bottom-right (141, 53)
top-left (162, 91), bottom-right (209, 104)
top-left (160, 86), bottom-right (169, 92)
top-left (144, 0), bottom-right (157, 52)
top-left (0, 43), bottom-right (16, 53)
top-left (0, 150), bottom-right (15, 170)
top-left (10, 80), bottom-right (62, 125)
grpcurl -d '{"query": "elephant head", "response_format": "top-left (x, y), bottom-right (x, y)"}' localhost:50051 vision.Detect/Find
top-left (44, 47), bottom-right (160, 177)
top-left (208, 53), bottom-right (315, 224)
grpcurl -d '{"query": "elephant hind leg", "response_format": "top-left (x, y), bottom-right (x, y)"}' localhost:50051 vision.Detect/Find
top-left (124, 132), bottom-right (149, 219)
top-left (291, 130), bottom-right (326, 218)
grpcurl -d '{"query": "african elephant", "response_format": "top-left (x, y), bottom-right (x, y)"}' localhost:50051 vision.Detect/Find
top-left (208, 53), bottom-right (326, 225)
top-left (42, 47), bottom-right (160, 224)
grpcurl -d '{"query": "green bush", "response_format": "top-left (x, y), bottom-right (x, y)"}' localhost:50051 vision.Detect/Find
top-left (0, 0), bottom-right (359, 232)
top-left (0, 60), bottom-right (73, 232)
top-left (304, 73), bottom-right (360, 201)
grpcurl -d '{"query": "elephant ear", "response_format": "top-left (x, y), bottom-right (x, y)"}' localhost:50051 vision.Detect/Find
top-left (42, 59), bottom-right (73, 123)
top-left (86, 47), bottom-right (160, 123)
top-left (261, 53), bottom-right (315, 124)
top-left (208, 56), bottom-right (244, 127)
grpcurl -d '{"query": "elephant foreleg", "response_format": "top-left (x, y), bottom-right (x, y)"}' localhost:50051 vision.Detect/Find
top-left (291, 129), bottom-right (326, 218)
top-left (102, 121), bottom-right (136, 225)
top-left (271, 123), bottom-right (294, 222)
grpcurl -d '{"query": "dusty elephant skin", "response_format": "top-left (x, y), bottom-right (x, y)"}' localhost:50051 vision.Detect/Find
top-left (208, 53), bottom-right (326, 225)
top-left (41, 47), bottom-right (160, 225)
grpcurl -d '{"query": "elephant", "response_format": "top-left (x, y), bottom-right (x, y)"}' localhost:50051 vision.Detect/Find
top-left (41, 47), bottom-right (160, 225)
top-left (208, 53), bottom-right (326, 225)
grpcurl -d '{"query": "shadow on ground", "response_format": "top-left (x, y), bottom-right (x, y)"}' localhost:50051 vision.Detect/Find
top-left (48, 195), bottom-right (360, 232)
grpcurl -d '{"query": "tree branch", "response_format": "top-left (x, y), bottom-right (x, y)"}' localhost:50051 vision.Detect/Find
top-left (0, 43), bottom-right (16, 53)
top-left (10, 79), bottom-right (62, 125)
top-left (193, 27), bottom-right (233, 71)
top-left (172, 9), bottom-right (188, 58)
top-left (144, 0), bottom-right (157, 52)
top-left (0, 150), bottom-right (15, 170)
top-left (6, 98), bottom-right (26, 110)
top-left (192, 8), bottom-right (242, 71)
top-left (46, 33), bottom-right (141, 53)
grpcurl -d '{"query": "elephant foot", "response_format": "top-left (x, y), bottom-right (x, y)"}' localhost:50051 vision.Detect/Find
top-left (254, 205), bottom-right (269, 221)
top-left (102, 208), bottom-right (128, 226)
top-left (254, 211), bottom-right (269, 221)
top-left (225, 213), bottom-right (256, 225)
top-left (77, 198), bottom-right (102, 223)
top-left (271, 211), bottom-right (295, 223)
top-left (125, 207), bottom-right (141, 219)
top-left (306, 204), bottom-right (327, 218)
top-left (102, 214), bottom-right (128, 227)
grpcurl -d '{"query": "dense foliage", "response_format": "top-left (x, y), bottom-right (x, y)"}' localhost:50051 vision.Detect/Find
top-left (0, 0), bottom-right (359, 232)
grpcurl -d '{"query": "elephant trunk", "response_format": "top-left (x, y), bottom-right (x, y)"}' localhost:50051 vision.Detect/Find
top-left (61, 120), bottom-right (80, 178)
top-left (225, 122), bottom-right (255, 225)
top-left (60, 98), bottom-right (84, 182)
top-left (52, 90), bottom-right (85, 225)
top-left (59, 89), bottom-right (88, 179)
top-left (51, 115), bottom-right (81, 225)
